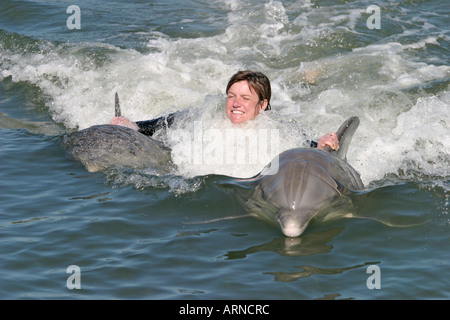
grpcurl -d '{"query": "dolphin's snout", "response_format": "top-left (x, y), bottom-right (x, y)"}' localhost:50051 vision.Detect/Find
top-left (278, 210), bottom-right (311, 237)
top-left (278, 211), bottom-right (310, 237)
top-left (280, 223), bottom-right (302, 237)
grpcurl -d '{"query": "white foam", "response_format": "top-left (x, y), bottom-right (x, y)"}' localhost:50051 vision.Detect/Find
top-left (353, 93), bottom-right (450, 184)
top-left (166, 108), bottom-right (308, 178)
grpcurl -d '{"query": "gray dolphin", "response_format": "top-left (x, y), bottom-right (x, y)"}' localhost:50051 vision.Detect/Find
top-left (63, 93), bottom-right (173, 172)
top-left (223, 116), bottom-right (364, 237)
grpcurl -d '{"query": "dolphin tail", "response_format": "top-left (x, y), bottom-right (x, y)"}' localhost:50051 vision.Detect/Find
top-left (115, 92), bottom-right (121, 117)
top-left (325, 116), bottom-right (360, 161)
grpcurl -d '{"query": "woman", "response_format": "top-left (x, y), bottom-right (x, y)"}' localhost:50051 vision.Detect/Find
top-left (110, 70), bottom-right (339, 150)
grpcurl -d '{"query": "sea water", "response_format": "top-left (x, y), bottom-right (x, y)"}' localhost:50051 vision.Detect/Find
top-left (0, 0), bottom-right (448, 299)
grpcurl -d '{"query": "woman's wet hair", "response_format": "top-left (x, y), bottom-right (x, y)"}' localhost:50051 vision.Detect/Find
top-left (226, 70), bottom-right (272, 111)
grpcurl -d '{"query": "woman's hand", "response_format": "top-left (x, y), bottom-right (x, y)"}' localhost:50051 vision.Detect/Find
top-left (317, 132), bottom-right (339, 151)
top-left (110, 116), bottom-right (139, 130)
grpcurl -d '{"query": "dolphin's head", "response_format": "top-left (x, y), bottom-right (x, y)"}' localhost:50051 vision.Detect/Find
top-left (277, 209), bottom-right (315, 237)
top-left (260, 156), bottom-right (340, 237)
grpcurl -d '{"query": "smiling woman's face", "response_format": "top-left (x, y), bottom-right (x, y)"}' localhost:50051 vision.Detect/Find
top-left (226, 80), bottom-right (267, 124)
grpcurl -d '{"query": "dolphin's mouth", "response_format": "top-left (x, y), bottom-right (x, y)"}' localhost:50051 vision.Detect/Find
top-left (277, 210), bottom-right (312, 237)
top-left (280, 224), bottom-right (303, 237)
top-left (279, 220), bottom-right (305, 237)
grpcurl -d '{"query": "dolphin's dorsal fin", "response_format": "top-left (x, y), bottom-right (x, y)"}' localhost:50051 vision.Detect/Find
top-left (324, 116), bottom-right (360, 161)
top-left (115, 92), bottom-right (121, 117)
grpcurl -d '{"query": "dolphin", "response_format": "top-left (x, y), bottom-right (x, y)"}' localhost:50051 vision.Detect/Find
top-left (63, 93), bottom-right (174, 173)
top-left (222, 116), bottom-right (365, 237)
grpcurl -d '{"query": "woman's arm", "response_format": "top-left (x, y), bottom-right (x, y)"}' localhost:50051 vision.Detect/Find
top-left (110, 116), bottom-right (139, 130)
top-left (110, 113), bottom-right (176, 137)
top-left (135, 113), bottom-right (176, 137)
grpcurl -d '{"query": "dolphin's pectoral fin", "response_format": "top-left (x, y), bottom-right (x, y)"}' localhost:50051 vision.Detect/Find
top-left (182, 213), bottom-right (256, 225)
top-left (318, 193), bottom-right (430, 228)
top-left (318, 196), bottom-right (355, 222)
top-left (342, 213), bottom-right (430, 228)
